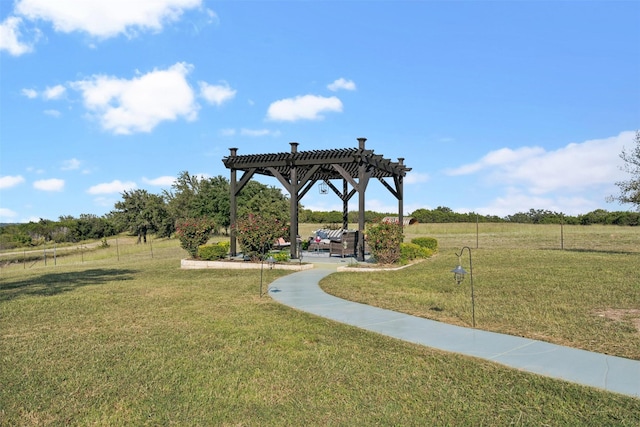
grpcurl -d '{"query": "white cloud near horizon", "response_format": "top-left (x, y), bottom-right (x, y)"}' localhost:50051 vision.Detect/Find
top-left (266, 94), bottom-right (343, 121)
top-left (199, 81), bottom-right (236, 106)
top-left (446, 131), bottom-right (632, 194)
top-left (33, 178), bottom-right (64, 191)
top-left (0, 208), bottom-right (18, 221)
top-left (87, 180), bottom-right (136, 195)
top-left (449, 131), bottom-right (635, 216)
top-left (327, 78), bottom-right (356, 92)
top-left (142, 176), bottom-right (176, 186)
top-left (71, 62), bottom-right (198, 134)
top-left (0, 175), bottom-right (26, 189)
top-left (14, 0), bottom-right (204, 39)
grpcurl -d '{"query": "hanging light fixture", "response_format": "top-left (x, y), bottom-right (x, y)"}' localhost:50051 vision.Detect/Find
top-left (319, 182), bottom-right (328, 194)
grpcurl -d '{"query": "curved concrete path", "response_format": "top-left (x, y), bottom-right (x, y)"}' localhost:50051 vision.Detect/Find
top-left (268, 264), bottom-right (640, 399)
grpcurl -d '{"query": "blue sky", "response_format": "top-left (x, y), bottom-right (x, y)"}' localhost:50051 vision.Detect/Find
top-left (1, 0), bottom-right (639, 223)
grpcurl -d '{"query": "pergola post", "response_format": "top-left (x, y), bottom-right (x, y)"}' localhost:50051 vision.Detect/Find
top-left (229, 148), bottom-right (238, 256)
top-left (289, 142), bottom-right (299, 259)
top-left (357, 137), bottom-right (367, 261)
top-left (398, 157), bottom-right (405, 230)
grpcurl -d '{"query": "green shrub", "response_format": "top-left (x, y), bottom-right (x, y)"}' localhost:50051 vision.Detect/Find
top-left (234, 213), bottom-right (289, 260)
top-left (399, 242), bottom-right (433, 264)
top-left (176, 218), bottom-right (216, 258)
top-left (198, 241), bottom-right (230, 260)
top-left (273, 251), bottom-right (290, 263)
top-left (411, 237), bottom-right (438, 252)
top-left (367, 222), bottom-right (403, 264)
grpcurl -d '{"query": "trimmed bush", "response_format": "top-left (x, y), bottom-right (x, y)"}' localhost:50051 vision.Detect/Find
top-left (234, 213), bottom-right (289, 261)
top-left (176, 218), bottom-right (216, 258)
top-left (198, 241), bottom-right (230, 260)
top-left (367, 222), bottom-right (403, 264)
top-left (273, 251), bottom-right (290, 263)
top-left (399, 242), bottom-right (433, 265)
top-left (411, 237), bottom-right (438, 252)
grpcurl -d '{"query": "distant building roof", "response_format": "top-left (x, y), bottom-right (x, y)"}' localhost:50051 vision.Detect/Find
top-left (382, 216), bottom-right (418, 226)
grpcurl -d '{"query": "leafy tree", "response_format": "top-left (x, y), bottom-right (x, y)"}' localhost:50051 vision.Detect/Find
top-left (113, 190), bottom-right (171, 243)
top-left (608, 130), bottom-right (640, 211)
top-left (165, 172), bottom-right (289, 233)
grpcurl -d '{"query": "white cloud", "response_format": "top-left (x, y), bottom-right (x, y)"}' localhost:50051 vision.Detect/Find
top-left (44, 109), bottom-right (61, 117)
top-left (15, 0), bottom-right (203, 39)
top-left (327, 78), bottom-right (356, 92)
top-left (446, 131), bottom-right (632, 195)
top-left (447, 146), bottom-right (545, 176)
top-left (267, 94), bottom-right (343, 121)
top-left (92, 196), bottom-right (116, 207)
top-left (220, 128), bottom-right (236, 136)
top-left (0, 16), bottom-right (34, 55)
top-left (0, 175), bottom-right (25, 189)
top-left (240, 128), bottom-right (281, 137)
top-left (142, 176), bottom-right (175, 186)
top-left (405, 172), bottom-right (430, 184)
top-left (475, 188), bottom-right (599, 217)
top-left (61, 158), bottom-right (81, 170)
top-left (43, 84), bottom-right (66, 100)
top-left (33, 178), bottom-right (64, 191)
top-left (21, 88), bottom-right (38, 98)
top-left (87, 180), bottom-right (136, 195)
top-left (0, 208), bottom-right (19, 221)
top-left (199, 81), bottom-right (236, 106)
top-left (71, 62), bottom-right (198, 134)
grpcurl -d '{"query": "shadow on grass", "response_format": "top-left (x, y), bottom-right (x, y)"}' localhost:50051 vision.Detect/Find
top-left (0, 268), bottom-right (136, 301)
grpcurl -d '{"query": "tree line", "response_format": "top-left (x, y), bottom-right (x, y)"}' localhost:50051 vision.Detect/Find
top-left (2, 176), bottom-right (640, 250)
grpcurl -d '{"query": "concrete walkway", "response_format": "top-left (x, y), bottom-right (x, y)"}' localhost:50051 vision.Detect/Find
top-left (268, 263), bottom-right (640, 399)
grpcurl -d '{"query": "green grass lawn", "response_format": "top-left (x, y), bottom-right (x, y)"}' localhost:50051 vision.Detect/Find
top-left (1, 226), bottom-right (639, 425)
top-left (323, 223), bottom-right (640, 360)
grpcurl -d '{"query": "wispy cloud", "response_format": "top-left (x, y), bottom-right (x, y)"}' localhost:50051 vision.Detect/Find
top-left (327, 78), bottom-right (356, 92)
top-left (0, 207), bottom-right (18, 222)
top-left (405, 172), bottom-right (429, 184)
top-left (240, 128), bottom-right (281, 137)
top-left (43, 84), bottom-right (66, 100)
top-left (199, 81), bottom-right (236, 106)
top-left (142, 176), bottom-right (176, 186)
top-left (61, 158), bottom-right (81, 170)
top-left (0, 175), bottom-right (25, 189)
top-left (266, 94), bottom-right (342, 121)
top-left (87, 180), bottom-right (136, 195)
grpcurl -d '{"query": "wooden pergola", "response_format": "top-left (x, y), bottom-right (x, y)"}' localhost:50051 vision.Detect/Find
top-left (222, 138), bottom-right (411, 261)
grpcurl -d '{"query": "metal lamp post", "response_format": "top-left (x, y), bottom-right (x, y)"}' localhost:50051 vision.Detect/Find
top-left (451, 246), bottom-right (475, 327)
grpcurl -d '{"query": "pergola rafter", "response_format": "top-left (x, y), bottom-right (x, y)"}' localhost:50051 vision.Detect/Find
top-left (222, 138), bottom-right (411, 261)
